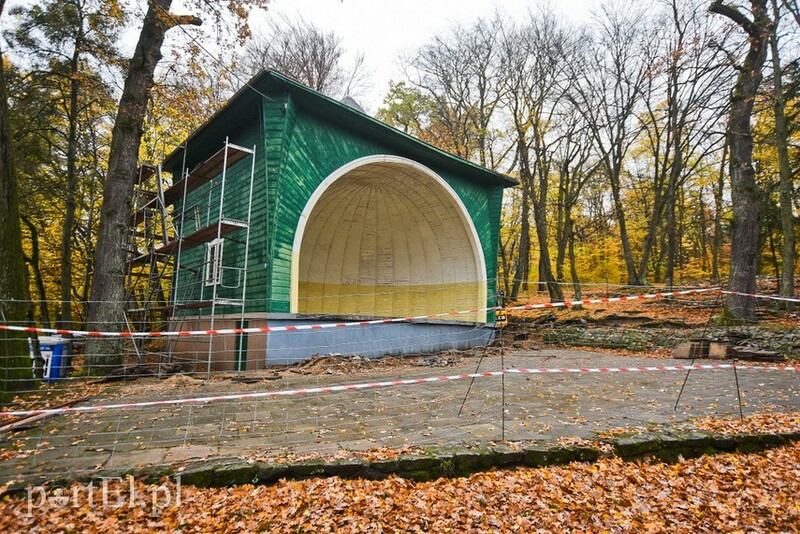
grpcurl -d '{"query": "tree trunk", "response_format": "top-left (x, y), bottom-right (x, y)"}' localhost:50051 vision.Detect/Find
top-left (712, 143), bottom-right (727, 283)
top-left (567, 218), bottom-right (582, 303)
top-left (59, 41), bottom-right (82, 331)
top-left (555, 169), bottom-right (567, 283)
top-left (664, 141), bottom-right (683, 288)
top-left (498, 236), bottom-right (512, 297)
top-left (555, 204), bottom-right (570, 285)
top-left (636, 190), bottom-right (667, 287)
top-left (21, 215), bottom-right (50, 327)
top-left (665, 192), bottom-right (677, 288)
top-left (533, 206), bottom-right (564, 301)
top-left (0, 2), bottom-right (35, 398)
top-left (80, 134), bottom-right (103, 321)
top-left (699, 192), bottom-right (709, 272)
top-left (511, 185), bottom-right (531, 299)
top-left (710, 0), bottom-right (771, 321)
top-left (771, 0), bottom-right (796, 299)
top-left (769, 231), bottom-right (781, 280)
top-left (556, 229), bottom-right (568, 283)
top-left (85, 1), bottom-right (200, 371)
top-left (520, 136), bottom-right (564, 302)
top-left (608, 164), bottom-right (641, 285)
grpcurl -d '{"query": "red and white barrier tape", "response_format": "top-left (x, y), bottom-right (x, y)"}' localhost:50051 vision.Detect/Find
top-left (722, 290), bottom-right (800, 304)
top-left (507, 287), bottom-right (719, 311)
top-left (0, 287), bottom-right (720, 338)
top-left (1, 361), bottom-right (796, 418)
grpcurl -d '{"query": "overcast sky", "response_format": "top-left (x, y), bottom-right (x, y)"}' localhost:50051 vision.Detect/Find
top-left (254, 0), bottom-right (598, 111)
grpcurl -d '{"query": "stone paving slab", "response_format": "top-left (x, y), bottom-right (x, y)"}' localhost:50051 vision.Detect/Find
top-left (1, 349), bottom-right (798, 487)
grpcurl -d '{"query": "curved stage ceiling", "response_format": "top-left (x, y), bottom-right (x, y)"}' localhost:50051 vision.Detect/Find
top-left (296, 159), bottom-right (486, 322)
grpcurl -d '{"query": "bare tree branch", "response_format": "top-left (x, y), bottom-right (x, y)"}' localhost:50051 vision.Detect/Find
top-left (242, 15), bottom-right (368, 98)
top-left (709, 1), bottom-right (760, 37)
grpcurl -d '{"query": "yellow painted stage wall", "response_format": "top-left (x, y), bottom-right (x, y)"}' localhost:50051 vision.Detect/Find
top-left (298, 281), bottom-right (485, 322)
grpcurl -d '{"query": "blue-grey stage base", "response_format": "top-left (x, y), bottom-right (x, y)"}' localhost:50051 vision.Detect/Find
top-left (264, 320), bottom-right (496, 366)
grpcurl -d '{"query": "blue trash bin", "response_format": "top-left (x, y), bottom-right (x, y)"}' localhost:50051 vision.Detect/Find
top-left (31, 336), bottom-right (71, 382)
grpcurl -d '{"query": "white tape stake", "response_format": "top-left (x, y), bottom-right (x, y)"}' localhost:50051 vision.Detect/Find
top-left (1, 361), bottom-right (797, 418)
top-left (0, 287), bottom-right (721, 338)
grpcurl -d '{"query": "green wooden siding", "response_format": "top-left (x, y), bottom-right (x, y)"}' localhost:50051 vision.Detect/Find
top-left (263, 95), bottom-right (295, 312)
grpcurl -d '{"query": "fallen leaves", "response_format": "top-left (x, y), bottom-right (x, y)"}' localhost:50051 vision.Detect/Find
top-left (555, 436), bottom-right (615, 454)
top-left (508, 289), bottom-right (720, 328)
top-left (1, 382), bottom-right (109, 422)
top-left (564, 346), bottom-right (676, 360)
top-left (595, 411), bottom-right (800, 444)
top-left (253, 445), bottom-right (426, 465)
top-left (2, 442), bottom-right (799, 532)
top-left (693, 411), bottom-right (800, 436)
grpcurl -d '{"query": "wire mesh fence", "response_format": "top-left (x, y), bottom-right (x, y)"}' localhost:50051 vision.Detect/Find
top-left (0, 283), bottom-right (794, 389)
top-left (1, 352), bottom-right (798, 488)
top-left (0, 285), bottom-right (798, 487)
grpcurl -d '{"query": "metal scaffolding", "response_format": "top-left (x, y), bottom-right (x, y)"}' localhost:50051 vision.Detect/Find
top-left (126, 138), bottom-right (256, 373)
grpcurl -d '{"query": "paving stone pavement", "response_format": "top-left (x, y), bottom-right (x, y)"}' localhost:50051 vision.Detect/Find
top-left (1, 349), bottom-right (798, 486)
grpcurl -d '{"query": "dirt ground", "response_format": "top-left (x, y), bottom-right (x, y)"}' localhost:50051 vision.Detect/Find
top-left (1, 347), bottom-right (798, 488)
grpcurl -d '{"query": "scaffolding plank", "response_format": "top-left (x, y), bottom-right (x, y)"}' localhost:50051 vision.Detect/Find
top-left (131, 209), bottom-right (148, 226)
top-left (131, 198), bottom-right (163, 226)
top-left (167, 298), bottom-right (244, 312)
top-left (128, 219), bottom-right (246, 266)
top-left (168, 301), bottom-right (212, 311)
top-left (157, 218), bottom-right (248, 255)
top-left (138, 164), bottom-right (157, 182)
top-left (131, 229), bottom-right (154, 239)
top-left (163, 144), bottom-right (253, 206)
top-left (213, 298), bottom-right (244, 306)
top-left (137, 190), bottom-right (157, 202)
top-left (127, 248), bottom-right (176, 266)
top-left (128, 253), bottom-right (150, 266)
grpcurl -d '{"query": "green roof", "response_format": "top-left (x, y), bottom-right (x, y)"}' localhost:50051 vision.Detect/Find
top-left (163, 70), bottom-right (517, 187)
